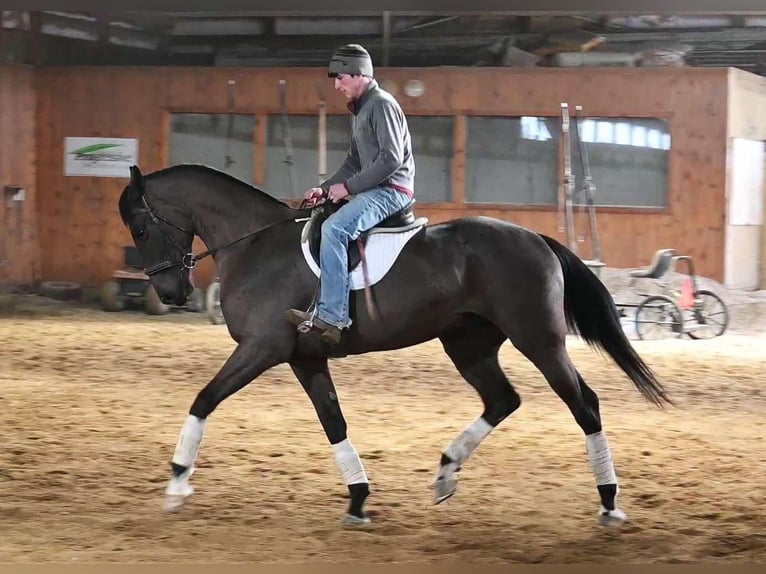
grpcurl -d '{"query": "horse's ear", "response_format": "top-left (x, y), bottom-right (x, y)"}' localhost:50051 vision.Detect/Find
top-left (129, 165), bottom-right (144, 193)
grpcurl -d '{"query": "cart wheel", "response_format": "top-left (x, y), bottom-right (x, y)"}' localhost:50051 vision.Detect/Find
top-left (187, 288), bottom-right (206, 313)
top-left (100, 281), bottom-right (124, 312)
top-left (635, 295), bottom-right (683, 340)
top-left (145, 285), bottom-right (171, 315)
top-left (686, 289), bottom-right (729, 339)
top-left (206, 280), bottom-right (225, 325)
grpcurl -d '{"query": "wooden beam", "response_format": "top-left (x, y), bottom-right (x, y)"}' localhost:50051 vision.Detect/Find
top-left (452, 114), bottom-right (466, 204)
top-left (254, 113), bottom-right (266, 187)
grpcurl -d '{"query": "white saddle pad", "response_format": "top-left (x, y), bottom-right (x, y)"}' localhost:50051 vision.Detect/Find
top-left (300, 218), bottom-right (428, 291)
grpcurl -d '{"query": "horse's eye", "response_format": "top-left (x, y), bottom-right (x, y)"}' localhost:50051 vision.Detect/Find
top-left (134, 227), bottom-right (146, 240)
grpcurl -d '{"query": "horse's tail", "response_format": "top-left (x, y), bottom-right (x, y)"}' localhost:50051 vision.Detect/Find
top-left (539, 234), bottom-right (672, 408)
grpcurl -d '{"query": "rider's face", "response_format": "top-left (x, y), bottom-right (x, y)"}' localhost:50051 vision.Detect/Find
top-left (334, 74), bottom-right (365, 99)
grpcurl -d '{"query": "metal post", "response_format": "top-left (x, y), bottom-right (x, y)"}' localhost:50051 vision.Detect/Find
top-left (317, 81), bottom-right (327, 185)
top-left (574, 105), bottom-right (602, 262)
top-left (382, 11), bottom-right (391, 67)
top-left (560, 103), bottom-right (576, 253)
top-left (224, 79), bottom-right (236, 170)
top-left (279, 79), bottom-right (297, 197)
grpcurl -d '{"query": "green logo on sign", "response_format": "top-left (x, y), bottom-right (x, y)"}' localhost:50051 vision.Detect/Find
top-left (70, 143), bottom-right (129, 162)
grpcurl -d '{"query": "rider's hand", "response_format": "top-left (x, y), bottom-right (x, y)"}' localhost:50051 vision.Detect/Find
top-left (328, 183), bottom-right (349, 203)
top-left (304, 187), bottom-right (325, 207)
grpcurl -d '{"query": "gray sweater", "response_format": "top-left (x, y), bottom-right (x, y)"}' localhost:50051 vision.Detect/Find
top-left (321, 79), bottom-right (415, 198)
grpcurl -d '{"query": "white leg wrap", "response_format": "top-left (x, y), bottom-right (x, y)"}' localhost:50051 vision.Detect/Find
top-left (172, 415), bottom-right (206, 469)
top-left (586, 431), bottom-right (618, 486)
top-left (444, 417), bottom-right (494, 465)
top-left (332, 438), bottom-right (368, 485)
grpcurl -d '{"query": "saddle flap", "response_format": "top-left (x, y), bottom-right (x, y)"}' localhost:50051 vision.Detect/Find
top-left (300, 217), bottom-right (427, 291)
top-left (306, 199), bottom-right (419, 271)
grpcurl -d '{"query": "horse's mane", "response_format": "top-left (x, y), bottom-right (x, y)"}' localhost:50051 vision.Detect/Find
top-left (120, 163), bottom-right (302, 226)
top-left (146, 164), bottom-right (293, 209)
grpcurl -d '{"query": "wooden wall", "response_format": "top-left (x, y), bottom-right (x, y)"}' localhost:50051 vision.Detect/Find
top-left (0, 64), bottom-right (40, 286)
top-left (33, 65), bottom-right (731, 288)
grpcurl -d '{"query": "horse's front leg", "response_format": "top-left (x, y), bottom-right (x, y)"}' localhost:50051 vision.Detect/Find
top-left (290, 357), bottom-right (371, 526)
top-left (164, 338), bottom-right (285, 512)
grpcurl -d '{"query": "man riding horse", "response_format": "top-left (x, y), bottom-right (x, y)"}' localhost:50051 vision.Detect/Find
top-left (286, 43), bottom-right (415, 344)
top-left (118, 45), bottom-right (670, 528)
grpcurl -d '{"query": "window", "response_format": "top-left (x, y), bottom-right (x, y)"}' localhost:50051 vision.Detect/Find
top-left (614, 123), bottom-right (631, 145)
top-left (407, 116), bottom-right (453, 203)
top-left (520, 115), bottom-right (553, 141)
top-left (265, 114), bottom-right (350, 201)
top-left (265, 114), bottom-right (453, 203)
top-left (465, 116), bottom-right (560, 205)
top-left (578, 118), bottom-right (670, 151)
top-left (169, 113), bottom-right (255, 184)
top-left (572, 117), bottom-right (670, 207)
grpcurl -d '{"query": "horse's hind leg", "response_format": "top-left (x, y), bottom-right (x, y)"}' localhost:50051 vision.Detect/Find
top-left (434, 315), bottom-right (519, 504)
top-left (515, 335), bottom-right (628, 526)
top-left (290, 357), bottom-right (371, 526)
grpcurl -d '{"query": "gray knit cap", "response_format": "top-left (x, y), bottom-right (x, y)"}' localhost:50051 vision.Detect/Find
top-left (328, 44), bottom-right (374, 78)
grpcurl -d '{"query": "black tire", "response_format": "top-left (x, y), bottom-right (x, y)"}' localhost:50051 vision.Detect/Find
top-left (187, 288), bottom-right (206, 312)
top-left (686, 290), bottom-right (729, 339)
top-left (635, 295), bottom-right (683, 340)
top-left (39, 280), bottom-right (81, 301)
top-left (206, 281), bottom-right (225, 325)
top-left (100, 281), bottom-right (124, 312)
top-left (145, 285), bottom-right (170, 315)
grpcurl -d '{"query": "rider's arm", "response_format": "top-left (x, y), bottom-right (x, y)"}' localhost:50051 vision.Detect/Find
top-left (319, 134), bottom-right (361, 190)
top-left (343, 99), bottom-right (405, 194)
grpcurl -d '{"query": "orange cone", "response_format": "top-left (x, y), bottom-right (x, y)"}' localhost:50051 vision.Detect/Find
top-left (679, 277), bottom-right (695, 310)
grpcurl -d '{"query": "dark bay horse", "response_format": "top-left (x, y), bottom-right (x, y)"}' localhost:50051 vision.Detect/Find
top-left (118, 164), bottom-right (670, 527)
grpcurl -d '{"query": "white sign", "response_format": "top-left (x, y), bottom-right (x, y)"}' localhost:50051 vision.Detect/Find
top-left (64, 137), bottom-right (138, 178)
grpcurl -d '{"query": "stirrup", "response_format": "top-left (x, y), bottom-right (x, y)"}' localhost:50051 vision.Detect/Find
top-left (297, 317), bottom-right (314, 334)
top-left (299, 287), bottom-right (320, 334)
top-left (306, 279), bottom-right (321, 316)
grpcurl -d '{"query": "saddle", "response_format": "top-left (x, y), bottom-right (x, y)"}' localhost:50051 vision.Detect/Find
top-left (305, 198), bottom-right (418, 272)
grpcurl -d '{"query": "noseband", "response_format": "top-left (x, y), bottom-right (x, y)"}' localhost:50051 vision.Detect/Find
top-left (133, 194), bottom-right (198, 276)
top-left (134, 192), bottom-right (303, 276)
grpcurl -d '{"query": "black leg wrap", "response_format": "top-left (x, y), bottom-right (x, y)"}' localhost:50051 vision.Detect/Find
top-left (439, 453), bottom-right (461, 471)
top-left (171, 462), bottom-right (188, 478)
top-left (597, 483), bottom-right (618, 511)
top-left (348, 482), bottom-right (370, 518)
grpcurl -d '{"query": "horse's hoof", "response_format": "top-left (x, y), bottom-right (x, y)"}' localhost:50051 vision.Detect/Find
top-left (163, 494), bottom-right (191, 513)
top-left (433, 476), bottom-right (457, 504)
top-left (599, 507), bottom-right (628, 527)
top-left (341, 513), bottom-right (371, 526)
top-left (164, 476), bottom-right (194, 513)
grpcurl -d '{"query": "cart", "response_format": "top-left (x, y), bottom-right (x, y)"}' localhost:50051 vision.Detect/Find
top-left (612, 248), bottom-right (729, 340)
top-left (205, 276), bottom-right (225, 325)
top-left (100, 246), bottom-right (206, 315)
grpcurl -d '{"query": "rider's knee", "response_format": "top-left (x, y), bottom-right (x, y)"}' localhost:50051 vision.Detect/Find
top-left (321, 217), bottom-right (349, 239)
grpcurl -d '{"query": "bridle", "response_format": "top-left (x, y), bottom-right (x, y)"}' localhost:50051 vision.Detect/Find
top-left (134, 191), bottom-right (304, 277)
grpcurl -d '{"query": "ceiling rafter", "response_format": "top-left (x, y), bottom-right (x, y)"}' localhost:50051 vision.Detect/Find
top-left (3, 11), bottom-right (766, 74)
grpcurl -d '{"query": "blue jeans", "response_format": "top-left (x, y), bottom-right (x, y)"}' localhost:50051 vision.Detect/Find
top-left (316, 186), bottom-right (413, 328)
